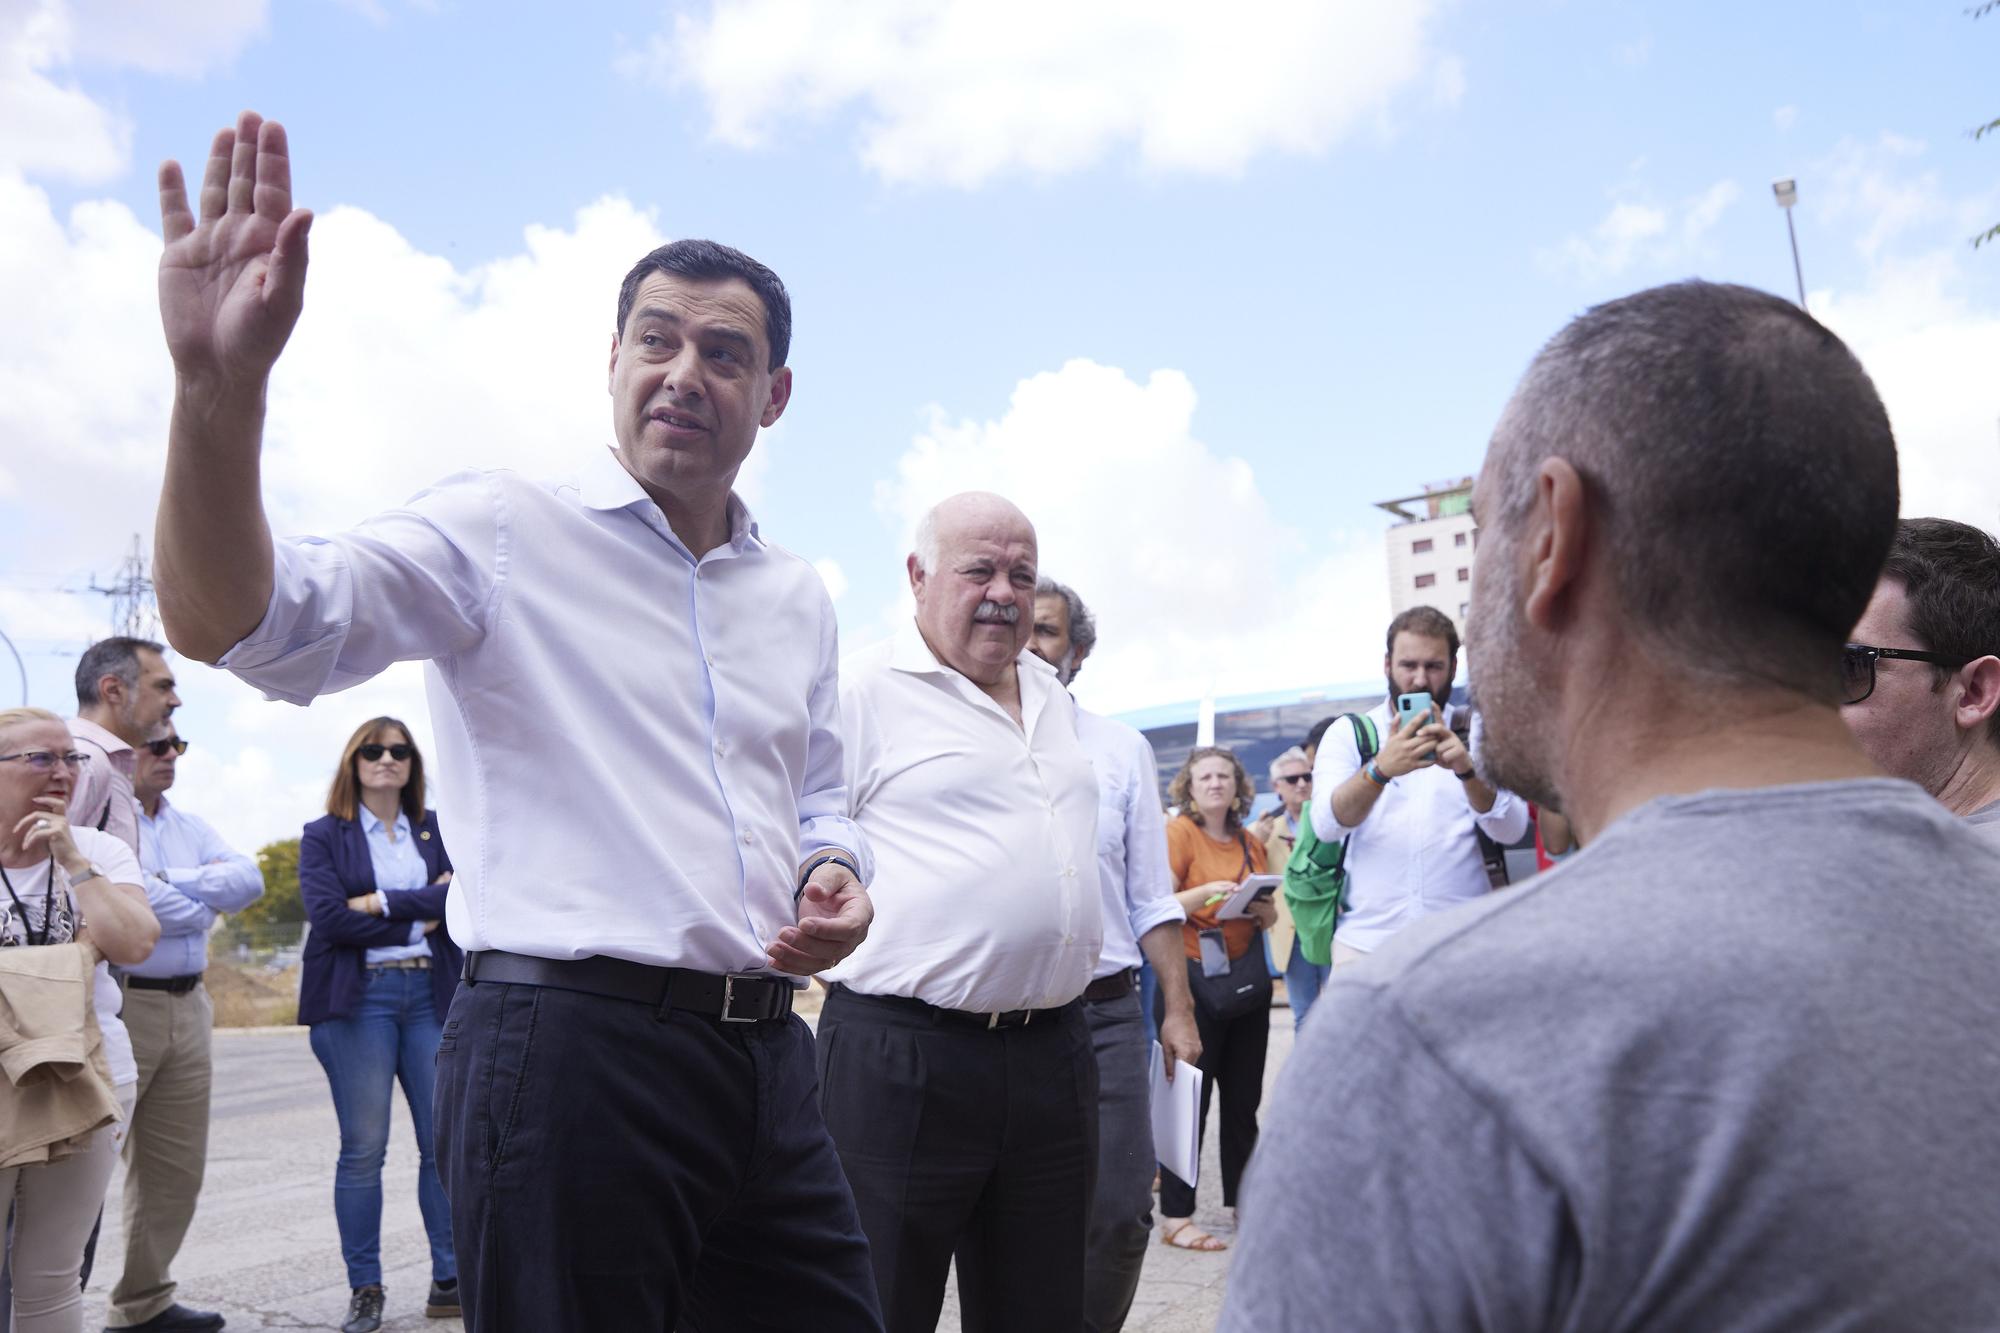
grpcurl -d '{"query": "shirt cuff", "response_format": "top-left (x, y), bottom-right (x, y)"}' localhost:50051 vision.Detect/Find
top-left (1128, 894), bottom-right (1188, 941)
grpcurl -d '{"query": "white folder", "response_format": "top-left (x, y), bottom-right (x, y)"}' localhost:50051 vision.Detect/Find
top-left (1149, 1040), bottom-right (1203, 1188)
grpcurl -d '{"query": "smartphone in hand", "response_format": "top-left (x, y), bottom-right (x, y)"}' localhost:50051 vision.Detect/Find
top-left (1397, 692), bottom-right (1438, 761)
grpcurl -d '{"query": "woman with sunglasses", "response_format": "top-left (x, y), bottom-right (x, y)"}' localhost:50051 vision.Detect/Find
top-left (298, 718), bottom-right (461, 1333)
top-left (0, 708), bottom-right (158, 1331)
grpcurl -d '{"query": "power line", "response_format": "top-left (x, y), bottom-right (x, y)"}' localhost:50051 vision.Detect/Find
top-left (86, 533), bottom-right (159, 641)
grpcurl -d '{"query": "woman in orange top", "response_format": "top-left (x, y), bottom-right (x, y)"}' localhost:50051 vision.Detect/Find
top-left (1158, 745), bottom-right (1273, 1252)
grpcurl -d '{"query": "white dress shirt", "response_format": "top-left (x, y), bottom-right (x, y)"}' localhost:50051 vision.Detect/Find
top-left (359, 806), bottom-right (432, 965)
top-left (1308, 700), bottom-right (1529, 954)
top-left (1074, 706), bottom-right (1183, 978)
top-left (130, 793), bottom-right (264, 979)
top-left (219, 446), bottom-right (871, 973)
top-left (823, 625), bottom-right (1101, 1012)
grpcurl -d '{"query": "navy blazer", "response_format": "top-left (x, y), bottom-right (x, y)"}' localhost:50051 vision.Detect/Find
top-left (296, 810), bottom-right (463, 1026)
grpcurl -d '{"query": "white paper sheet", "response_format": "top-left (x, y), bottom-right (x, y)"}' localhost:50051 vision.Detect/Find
top-left (1149, 1040), bottom-right (1204, 1188)
top-left (1214, 873), bottom-right (1283, 920)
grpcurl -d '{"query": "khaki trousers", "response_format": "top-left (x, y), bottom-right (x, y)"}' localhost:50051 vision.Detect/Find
top-left (105, 984), bottom-right (213, 1329)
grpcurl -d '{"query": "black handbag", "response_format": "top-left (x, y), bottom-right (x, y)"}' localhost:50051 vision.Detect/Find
top-left (1183, 835), bottom-right (1273, 1022)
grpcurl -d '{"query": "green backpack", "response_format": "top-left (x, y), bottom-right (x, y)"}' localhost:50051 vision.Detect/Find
top-left (1283, 713), bottom-right (1379, 967)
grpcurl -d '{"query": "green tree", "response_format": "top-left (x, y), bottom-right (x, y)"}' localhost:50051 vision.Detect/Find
top-left (236, 836), bottom-right (305, 930)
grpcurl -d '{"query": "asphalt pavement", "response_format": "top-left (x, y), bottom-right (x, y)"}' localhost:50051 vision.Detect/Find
top-left (80, 1012), bottom-right (1293, 1331)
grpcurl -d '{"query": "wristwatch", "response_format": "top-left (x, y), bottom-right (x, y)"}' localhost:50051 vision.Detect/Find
top-left (69, 862), bottom-right (107, 886)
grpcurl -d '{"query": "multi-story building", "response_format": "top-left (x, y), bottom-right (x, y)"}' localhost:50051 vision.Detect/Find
top-left (1376, 476), bottom-right (1478, 638)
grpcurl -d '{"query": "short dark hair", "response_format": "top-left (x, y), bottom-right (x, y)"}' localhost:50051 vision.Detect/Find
top-left (1034, 576), bottom-right (1098, 677)
top-left (1883, 517), bottom-right (2000, 742)
top-left (1304, 715), bottom-right (1338, 755)
top-left (615, 239), bottom-right (792, 371)
top-left (75, 637), bottom-right (166, 707)
top-left (1386, 606), bottom-right (1459, 659)
top-left (1489, 280), bottom-right (1897, 697)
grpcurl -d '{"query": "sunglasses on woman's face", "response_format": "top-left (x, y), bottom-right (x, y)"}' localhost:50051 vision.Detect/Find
top-left (145, 737), bottom-right (189, 757)
top-left (357, 743), bottom-right (414, 763)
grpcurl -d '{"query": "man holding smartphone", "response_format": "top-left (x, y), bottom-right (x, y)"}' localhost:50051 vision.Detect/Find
top-left (1306, 606), bottom-right (1527, 966)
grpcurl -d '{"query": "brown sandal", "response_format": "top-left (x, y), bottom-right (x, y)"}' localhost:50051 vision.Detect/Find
top-left (1160, 1219), bottom-right (1229, 1251)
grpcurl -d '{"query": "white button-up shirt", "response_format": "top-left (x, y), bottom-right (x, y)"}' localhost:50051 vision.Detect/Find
top-left (1308, 700), bottom-right (1528, 954)
top-left (219, 447), bottom-right (871, 973)
top-left (129, 793), bottom-right (264, 979)
top-left (1074, 706), bottom-right (1183, 978)
top-left (359, 806), bottom-right (432, 966)
top-left (823, 625), bottom-right (1101, 1012)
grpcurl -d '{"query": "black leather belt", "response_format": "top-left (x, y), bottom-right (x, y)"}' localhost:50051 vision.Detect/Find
top-left (1083, 968), bottom-right (1135, 1003)
top-left (463, 950), bottom-right (794, 1023)
top-left (830, 983), bottom-right (1076, 1032)
top-left (126, 973), bottom-right (202, 995)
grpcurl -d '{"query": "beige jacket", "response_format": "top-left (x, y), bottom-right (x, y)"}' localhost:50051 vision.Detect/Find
top-left (0, 940), bottom-right (119, 1167)
top-left (1253, 812), bottom-right (1301, 968)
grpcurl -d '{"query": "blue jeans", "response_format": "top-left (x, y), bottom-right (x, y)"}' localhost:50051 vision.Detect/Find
top-left (308, 966), bottom-right (455, 1289)
top-left (1283, 937), bottom-right (1332, 1033)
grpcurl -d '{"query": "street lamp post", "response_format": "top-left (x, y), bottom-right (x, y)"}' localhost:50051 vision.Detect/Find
top-left (1772, 177), bottom-right (1806, 309)
top-left (0, 625), bottom-right (25, 706)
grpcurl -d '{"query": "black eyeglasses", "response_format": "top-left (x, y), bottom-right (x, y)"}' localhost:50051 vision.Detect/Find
top-left (1275, 774), bottom-right (1313, 786)
top-left (357, 743), bottom-right (414, 762)
top-left (1841, 642), bottom-right (1970, 706)
top-left (145, 738), bottom-right (189, 757)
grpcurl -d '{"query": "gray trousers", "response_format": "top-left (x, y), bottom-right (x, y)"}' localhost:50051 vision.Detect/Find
top-left (1081, 987), bottom-right (1155, 1333)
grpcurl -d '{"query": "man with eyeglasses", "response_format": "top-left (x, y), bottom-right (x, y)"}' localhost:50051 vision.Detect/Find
top-left (1028, 575), bottom-right (1197, 1333)
top-left (1841, 517), bottom-right (2000, 844)
top-left (97, 725), bottom-right (261, 1333)
top-left (69, 637), bottom-right (182, 858)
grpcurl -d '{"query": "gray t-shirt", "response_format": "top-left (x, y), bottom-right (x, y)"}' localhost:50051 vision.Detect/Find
top-left (1221, 778), bottom-right (2000, 1332)
top-left (1966, 797), bottom-right (2000, 849)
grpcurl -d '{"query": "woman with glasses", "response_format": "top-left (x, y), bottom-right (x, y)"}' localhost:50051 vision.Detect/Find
top-left (1158, 745), bottom-right (1276, 1253)
top-left (298, 718), bottom-right (460, 1333)
top-left (0, 707), bottom-right (158, 1331)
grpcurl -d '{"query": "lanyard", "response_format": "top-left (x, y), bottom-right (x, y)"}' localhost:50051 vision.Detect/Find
top-left (0, 857), bottom-right (59, 947)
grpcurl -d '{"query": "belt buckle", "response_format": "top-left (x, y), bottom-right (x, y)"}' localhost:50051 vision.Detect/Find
top-left (720, 973), bottom-right (764, 1023)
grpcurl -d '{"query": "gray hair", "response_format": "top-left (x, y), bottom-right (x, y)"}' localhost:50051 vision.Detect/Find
top-left (1267, 745), bottom-right (1310, 781)
top-left (912, 509), bottom-right (940, 574)
top-left (1486, 280), bottom-right (1896, 696)
top-left (1034, 575), bottom-right (1098, 677)
top-left (75, 637), bottom-right (165, 707)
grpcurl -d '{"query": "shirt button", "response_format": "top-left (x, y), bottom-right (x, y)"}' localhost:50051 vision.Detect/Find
top-left (1065, 866), bottom-right (1077, 878)
top-left (705, 656), bottom-right (715, 668)
top-left (715, 742), bottom-right (726, 757)
top-left (742, 832), bottom-right (754, 846)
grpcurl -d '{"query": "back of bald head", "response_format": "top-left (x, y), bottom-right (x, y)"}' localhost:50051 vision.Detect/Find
top-left (912, 492), bottom-right (1037, 572)
top-left (1487, 280), bottom-right (1898, 697)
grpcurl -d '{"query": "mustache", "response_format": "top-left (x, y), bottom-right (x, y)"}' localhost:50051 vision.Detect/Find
top-left (972, 601), bottom-right (1020, 625)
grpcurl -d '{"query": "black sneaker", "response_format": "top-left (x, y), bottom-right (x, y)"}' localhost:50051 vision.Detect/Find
top-left (106, 1305), bottom-right (227, 1332)
top-left (425, 1278), bottom-right (462, 1318)
top-left (340, 1285), bottom-right (385, 1333)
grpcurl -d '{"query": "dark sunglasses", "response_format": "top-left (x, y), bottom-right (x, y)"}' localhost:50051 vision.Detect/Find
top-left (1275, 773), bottom-right (1313, 786)
top-left (145, 737), bottom-right (189, 757)
top-left (357, 743), bottom-right (415, 762)
top-left (1841, 642), bottom-right (1970, 706)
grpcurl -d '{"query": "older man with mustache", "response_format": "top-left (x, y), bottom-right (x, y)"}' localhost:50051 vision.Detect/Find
top-left (818, 492), bottom-right (1104, 1333)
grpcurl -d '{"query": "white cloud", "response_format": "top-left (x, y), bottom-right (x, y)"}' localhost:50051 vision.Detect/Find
top-left (871, 359), bottom-right (1388, 713)
top-left (1543, 178), bottom-right (1741, 280)
top-left (632, 0), bottom-right (1455, 187)
top-left (0, 0), bottom-right (266, 183)
top-left (813, 557), bottom-right (848, 603)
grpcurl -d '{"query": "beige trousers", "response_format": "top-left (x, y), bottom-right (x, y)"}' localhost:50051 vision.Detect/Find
top-left (0, 1082), bottom-right (134, 1332)
top-left (105, 984), bottom-right (213, 1329)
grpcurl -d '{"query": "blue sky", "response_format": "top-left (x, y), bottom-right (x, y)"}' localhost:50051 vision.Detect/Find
top-left (4, 0), bottom-right (1996, 853)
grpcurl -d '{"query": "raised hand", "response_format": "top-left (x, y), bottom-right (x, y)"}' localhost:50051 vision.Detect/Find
top-left (158, 110), bottom-right (313, 387)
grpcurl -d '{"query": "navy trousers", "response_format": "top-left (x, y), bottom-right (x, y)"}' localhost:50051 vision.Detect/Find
top-left (433, 976), bottom-right (882, 1332)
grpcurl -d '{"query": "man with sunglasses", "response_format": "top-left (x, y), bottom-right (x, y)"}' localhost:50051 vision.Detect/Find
top-left (103, 724), bottom-right (261, 1333)
top-left (1841, 517), bottom-right (2000, 843)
